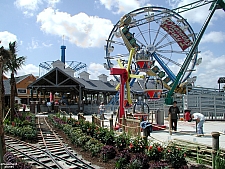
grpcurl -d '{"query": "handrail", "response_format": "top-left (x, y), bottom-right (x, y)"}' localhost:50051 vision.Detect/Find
top-left (3, 108), bottom-right (11, 122)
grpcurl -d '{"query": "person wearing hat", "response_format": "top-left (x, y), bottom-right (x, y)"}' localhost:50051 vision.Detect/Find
top-left (191, 113), bottom-right (205, 137)
top-left (168, 101), bottom-right (180, 131)
top-left (99, 102), bottom-right (106, 120)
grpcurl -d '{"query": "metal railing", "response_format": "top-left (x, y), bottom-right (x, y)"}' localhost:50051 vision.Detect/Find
top-left (178, 87), bottom-right (225, 120)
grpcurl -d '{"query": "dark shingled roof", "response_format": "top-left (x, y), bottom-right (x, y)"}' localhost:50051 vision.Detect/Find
top-left (75, 78), bottom-right (117, 93)
top-left (4, 74), bottom-right (32, 96)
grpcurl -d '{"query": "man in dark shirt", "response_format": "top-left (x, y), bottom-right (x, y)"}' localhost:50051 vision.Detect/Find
top-left (168, 101), bottom-right (180, 131)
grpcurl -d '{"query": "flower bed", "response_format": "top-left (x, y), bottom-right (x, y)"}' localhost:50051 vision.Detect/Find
top-left (48, 114), bottom-right (191, 169)
top-left (4, 112), bottom-right (37, 141)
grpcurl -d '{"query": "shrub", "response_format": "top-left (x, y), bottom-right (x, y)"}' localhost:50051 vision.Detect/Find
top-left (63, 124), bottom-right (73, 135)
top-left (87, 122), bottom-right (97, 137)
top-left (128, 153), bottom-right (149, 169)
top-left (84, 138), bottom-right (104, 157)
top-left (93, 127), bottom-right (115, 145)
top-left (101, 145), bottom-right (117, 162)
top-left (70, 129), bottom-right (85, 145)
top-left (102, 130), bottom-right (115, 145)
top-left (4, 125), bottom-right (37, 140)
top-left (115, 149), bottom-right (131, 169)
top-left (67, 118), bottom-right (77, 125)
top-left (129, 137), bottom-right (147, 153)
top-left (52, 116), bottom-right (67, 129)
top-left (19, 126), bottom-right (37, 140)
top-left (77, 135), bottom-right (92, 148)
top-left (164, 143), bottom-right (187, 168)
top-left (146, 142), bottom-right (164, 161)
top-left (115, 133), bottom-right (131, 151)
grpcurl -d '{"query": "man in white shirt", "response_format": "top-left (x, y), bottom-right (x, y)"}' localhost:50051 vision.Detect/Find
top-left (191, 113), bottom-right (205, 136)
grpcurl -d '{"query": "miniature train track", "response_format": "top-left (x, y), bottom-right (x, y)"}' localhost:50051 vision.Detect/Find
top-left (5, 116), bottom-right (96, 169)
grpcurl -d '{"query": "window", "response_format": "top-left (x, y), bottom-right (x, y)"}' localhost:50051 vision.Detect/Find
top-left (17, 88), bottom-right (27, 94)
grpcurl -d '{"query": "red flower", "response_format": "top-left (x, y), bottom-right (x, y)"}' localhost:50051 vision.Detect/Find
top-left (148, 145), bottom-right (153, 150)
top-left (129, 143), bottom-right (133, 149)
top-left (157, 146), bottom-right (161, 152)
top-left (184, 153), bottom-right (186, 157)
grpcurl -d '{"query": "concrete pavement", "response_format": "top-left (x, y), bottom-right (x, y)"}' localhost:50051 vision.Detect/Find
top-left (83, 113), bottom-right (225, 149)
top-left (37, 112), bottom-right (225, 149)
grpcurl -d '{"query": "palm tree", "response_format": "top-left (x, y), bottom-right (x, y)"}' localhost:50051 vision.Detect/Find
top-left (0, 46), bottom-right (10, 163)
top-left (4, 41), bottom-right (26, 121)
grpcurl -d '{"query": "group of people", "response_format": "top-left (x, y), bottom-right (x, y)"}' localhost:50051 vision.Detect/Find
top-left (168, 101), bottom-right (205, 137)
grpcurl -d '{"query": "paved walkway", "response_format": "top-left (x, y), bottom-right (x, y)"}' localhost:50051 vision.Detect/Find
top-left (82, 113), bottom-right (225, 149)
top-left (37, 112), bottom-right (225, 149)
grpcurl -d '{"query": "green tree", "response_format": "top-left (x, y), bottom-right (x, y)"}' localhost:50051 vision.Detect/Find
top-left (0, 46), bottom-right (10, 164)
top-left (4, 41), bottom-right (26, 121)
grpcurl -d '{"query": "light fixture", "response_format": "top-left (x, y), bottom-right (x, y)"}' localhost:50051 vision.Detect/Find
top-left (113, 31), bottom-right (121, 38)
top-left (145, 13), bottom-right (154, 22)
top-left (196, 58), bottom-right (202, 65)
top-left (104, 45), bottom-right (114, 53)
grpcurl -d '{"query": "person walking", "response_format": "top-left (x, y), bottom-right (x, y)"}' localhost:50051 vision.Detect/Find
top-left (191, 113), bottom-right (205, 137)
top-left (168, 101), bottom-right (180, 131)
top-left (99, 102), bottom-right (106, 120)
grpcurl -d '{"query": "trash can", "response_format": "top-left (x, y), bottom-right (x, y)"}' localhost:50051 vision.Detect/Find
top-left (184, 110), bottom-right (191, 122)
top-left (155, 109), bottom-right (164, 125)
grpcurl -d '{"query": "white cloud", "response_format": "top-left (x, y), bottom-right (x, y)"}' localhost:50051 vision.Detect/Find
top-left (99, 0), bottom-right (151, 14)
top-left (48, 0), bottom-right (60, 7)
top-left (167, 0), bottom-right (181, 8)
top-left (42, 42), bottom-right (53, 47)
top-left (173, 0), bottom-right (224, 25)
top-left (87, 62), bottom-right (113, 80)
top-left (27, 38), bottom-right (53, 50)
top-left (27, 38), bottom-right (40, 50)
top-left (14, 0), bottom-right (42, 11)
top-left (14, 0), bottom-right (60, 16)
top-left (4, 64), bottom-right (39, 77)
top-left (37, 8), bottom-right (113, 48)
top-left (202, 31), bottom-right (225, 43)
top-left (0, 31), bottom-right (17, 48)
top-left (192, 51), bottom-right (225, 88)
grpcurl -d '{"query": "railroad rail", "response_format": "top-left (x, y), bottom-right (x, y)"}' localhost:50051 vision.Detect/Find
top-left (5, 116), bottom-right (97, 169)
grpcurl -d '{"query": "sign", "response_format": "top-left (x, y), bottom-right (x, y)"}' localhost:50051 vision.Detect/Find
top-left (160, 18), bottom-right (193, 51)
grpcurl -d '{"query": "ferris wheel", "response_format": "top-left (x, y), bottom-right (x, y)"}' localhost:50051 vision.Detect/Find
top-left (104, 6), bottom-right (199, 92)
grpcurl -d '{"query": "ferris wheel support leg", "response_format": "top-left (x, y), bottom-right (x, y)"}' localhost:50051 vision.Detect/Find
top-left (165, 0), bottom-right (218, 105)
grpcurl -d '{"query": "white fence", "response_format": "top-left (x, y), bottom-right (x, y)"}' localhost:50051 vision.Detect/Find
top-left (55, 87), bottom-right (225, 120)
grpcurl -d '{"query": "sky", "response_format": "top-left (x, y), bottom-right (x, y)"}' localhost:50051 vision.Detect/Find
top-left (0, 0), bottom-right (225, 89)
